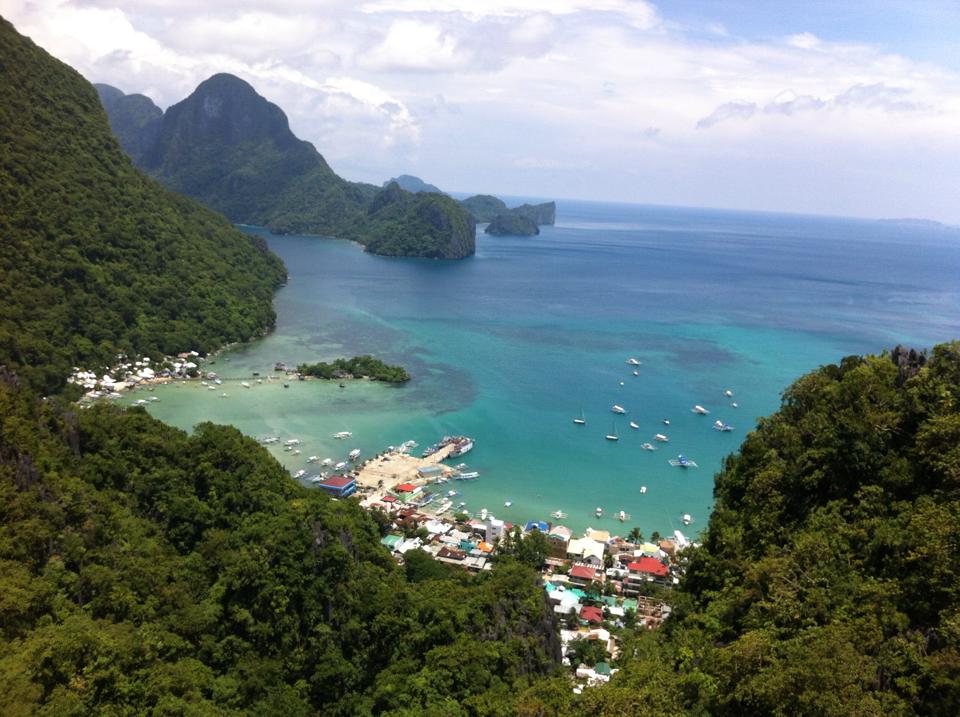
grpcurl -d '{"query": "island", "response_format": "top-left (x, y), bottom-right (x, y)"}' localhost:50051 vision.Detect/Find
top-left (484, 213), bottom-right (540, 236)
top-left (96, 76), bottom-right (476, 260)
top-left (383, 174), bottom-right (443, 194)
top-left (460, 194), bottom-right (556, 226)
top-left (296, 355), bottom-right (410, 383)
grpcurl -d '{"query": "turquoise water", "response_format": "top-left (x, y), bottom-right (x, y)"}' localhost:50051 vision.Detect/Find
top-left (139, 201), bottom-right (960, 536)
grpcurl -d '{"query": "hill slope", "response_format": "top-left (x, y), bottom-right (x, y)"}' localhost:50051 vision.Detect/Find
top-left (0, 19), bottom-right (286, 394)
top-left (101, 77), bottom-right (476, 259)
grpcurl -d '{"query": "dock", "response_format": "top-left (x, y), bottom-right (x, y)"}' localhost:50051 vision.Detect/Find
top-left (355, 443), bottom-right (457, 491)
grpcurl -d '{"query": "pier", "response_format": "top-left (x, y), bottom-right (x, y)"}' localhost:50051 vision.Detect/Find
top-left (355, 443), bottom-right (457, 491)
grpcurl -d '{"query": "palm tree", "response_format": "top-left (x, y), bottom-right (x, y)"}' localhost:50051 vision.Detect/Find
top-left (627, 527), bottom-right (644, 544)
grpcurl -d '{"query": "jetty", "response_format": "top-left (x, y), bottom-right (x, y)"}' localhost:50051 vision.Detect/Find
top-left (355, 442), bottom-right (457, 491)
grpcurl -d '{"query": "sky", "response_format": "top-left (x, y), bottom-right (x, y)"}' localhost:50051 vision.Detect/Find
top-left (4, 0), bottom-right (960, 222)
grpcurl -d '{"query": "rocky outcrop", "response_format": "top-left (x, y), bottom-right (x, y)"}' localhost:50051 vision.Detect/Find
top-left (485, 213), bottom-right (539, 236)
top-left (513, 201), bottom-right (556, 225)
top-left (383, 174), bottom-right (443, 194)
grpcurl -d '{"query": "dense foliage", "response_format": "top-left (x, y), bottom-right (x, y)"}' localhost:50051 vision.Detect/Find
top-left (298, 355), bottom-right (411, 383)
top-left (0, 370), bottom-right (559, 715)
top-left (100, 76), bottom-right (476, 259)
top-left (0, 20), bottom-right (287, 395)
top-left (485, 214), bottom-right (540, 237)
top-left (537, 343), bottom-right (960, 716)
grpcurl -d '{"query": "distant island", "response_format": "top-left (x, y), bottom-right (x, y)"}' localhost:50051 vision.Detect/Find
top-left (383, 174), bottom-right (443, 194)
top-left (879, 217), bottom-right (956, 229)
top-left (96, 77), bottom-right (475, 260)
top-left (485, 213), bottom-right (539, 236)
top-left (297, 355), bottom-right (410, 383)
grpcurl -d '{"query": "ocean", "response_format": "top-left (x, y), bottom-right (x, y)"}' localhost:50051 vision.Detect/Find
top-left (139, 200), bottom-right (960, 536)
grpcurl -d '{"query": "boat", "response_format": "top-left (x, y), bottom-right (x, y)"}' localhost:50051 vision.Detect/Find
top-left (619, 381), bottom-right (624, 386)
top-left (654, 433), bottom-right (669, 442)
top-left (440, 436), bottom-right (475, 457)
top-left (293, 469), bottom-right (306, 479)
top-left (292, 449), bottom-right (301, 455)
top-left (348, 448), bottom-right (361, 460)
top-left (605, 422), bottom-right (619, 441)
top-left (611, 404), bottom-right (627, 414)
top-left (662, 419), bottom-right (670, 425)
top-left (629, 421), bottom-right (639, 430)
top-left (454, 471), bottom-right (480, 480)
top-left (641, 442), bottom-right (655, 451)
top-left (640, 485), bottom-right (647, 494)
top-left (692, 405), bottom-right (710, 415)
top-left (669, 454), bottom-right (699, 468)
top-left (713, 420), bottom-right (734, 432)
top-left (310, 475), bottom-right (324, 483)
top-left (149, 396), bottom-right (159, 402)
top-left (332, 431), bottom-right (352, 439)
top-left (632, 370), bottom-right (640, 376)
top-left (437, 499), bottom-right (453, 514)
top-left (403, 439), bottom-right (419, 449)
top-left (334, 461), bottom-right (349, 471)
top-left (573, 407), bottom-right (586, 425)
top-left (307, 455), bottom-right (320, 463)
top-left (284, 439), bottom-right (301, 446)
top-left (731, 402), bottom-right (739, 408)
top-left (618, 510), bottom-right (628, 522)
top-left (504, 501), bottom-right (512, 508)
top-left (551, 510), bottom-right (568, 519)
top-left (723, 389), bottom-right (734, 397)
top-left (241, 381), bottom-right (250, 388)
top-left (479, 508), bottom-right (488, 521)
top-left (321, 458), bottom-right (334, 467)
top-left (207, 386), bottom-right (216, 391)
top-left (682, 513), bottom-right (693, 525)
top-left (454, 463), bottom-right (469, 471)
top-left (595, 507), bottom-right (603, 517)
top-left (626, 358), bottom-right (641, 366)
top-left (447, 489), bottom-right (458, 497)
top-left (259, 436), bottom-right (280, 445)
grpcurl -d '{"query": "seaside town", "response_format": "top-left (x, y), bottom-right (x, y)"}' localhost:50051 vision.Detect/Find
top-left (69, 353), bottom-right (692, 692)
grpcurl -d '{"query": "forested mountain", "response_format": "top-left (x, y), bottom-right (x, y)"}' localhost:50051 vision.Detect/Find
top-left (384, 174), bottom-right (443, 194)
top-left (0, 18), bottom-right (286, 395)
top-left (94, 83), bottom-right (162, 163)
top-left (98, 76), bottom-right (476, 259)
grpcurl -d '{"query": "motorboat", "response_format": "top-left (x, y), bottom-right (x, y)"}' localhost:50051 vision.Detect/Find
top-left (682, 513), bottom-right (693, 525)
top-left (632, 370), bottom-right (640, 376)
top-left (284, 439), bottom-right (301, 446)
top-left (241, 381), bottom-right (250, 388)
top-left (654, 433), bottom-right (669, 442)
top-left (293, 469), bottom-right (306, 479)
top-left (447, 489), bottom-right (458, 497)
top-left (307, 455), bottom-right (320, 463)
top-left (504, 501), bottom-right (512, 508)
top-left (662, 419), bottom-right (670, 425)
top-left (640, 486), bottom-right (647, 494)
top-left (552, 510), bottom-right (568, 519)
top-left (479, 508), bottom-right (488, 521)
top-left (611, 404), bottom-right (627, 414)
top-left (292, 449), bottom-right (301, 455)
top-left (626, 358), bottom-right (641, 366)
top-left (723, 389), bottom-right (734, 397)
top-left (332, 431), bottom-right (353, 439)
top-left (692, 405), bottom-right (710, 415)
top-left (641, 442), bottom-right (655, 451)
top-left (669, 455), bottom-right (698, 468)
top-left (605, 423), bottom-right (620, 441)
top-left (348, 448), bottom-right (361, 460)
top-left (713, 420), bottom-right (734, 432)
top-left (629, 421), bottom-right (640, 430)
top-left (334, 461), bottom-right (349, 471)
top-left (321, 458), bottom-right (334, 467)
top-left (619, 381), bottom-right (624, 386)
top-left (618, 510), bottom-right (628, 522)
top-left (573, 407), bottom-right (586, 425)
top-left (731, 402), bottom-right (739, 408)
top-left (595, 507), bottom-right (603, 517)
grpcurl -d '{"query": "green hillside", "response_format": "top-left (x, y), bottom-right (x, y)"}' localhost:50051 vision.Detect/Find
top-left (0, 19), bottom-right (286, 395)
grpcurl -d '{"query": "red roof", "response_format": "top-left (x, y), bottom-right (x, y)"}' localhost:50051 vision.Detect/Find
top-left (579, 605), bottom-right (604, 624)
top-left (381, 495), bottom-right (397, 503)
top-left (320, 474), bottom-right (354, 488)
top-left (396, 483), bottom-right (416, 492)
top-left (570, 565), bottom-right (598, 580)
top-left (628, 557), bottom-right (669, 577)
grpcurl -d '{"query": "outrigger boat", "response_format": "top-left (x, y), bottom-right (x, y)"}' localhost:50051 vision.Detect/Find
top-left (669, 454), bottom-right (698, 468)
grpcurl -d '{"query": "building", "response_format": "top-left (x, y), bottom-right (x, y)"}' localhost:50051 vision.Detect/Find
top-left (579, 605), bottom-right (604, 625)
top-left (485, 516), bottom-right (505, 543)
top-left (623, 556), bottom-right (670, 592)
top-left (316, 474), bottom-right (356, 498)
top-left (567, 538), bottom-right (606, 566)
top-left (568, 564), bottom-right (601, 587)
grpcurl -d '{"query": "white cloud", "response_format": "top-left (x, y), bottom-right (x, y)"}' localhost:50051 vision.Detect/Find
top-left (361, 19), bottom-right (468, 72)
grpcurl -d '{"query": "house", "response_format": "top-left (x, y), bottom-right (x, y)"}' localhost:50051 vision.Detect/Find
top-left (484, 516), bottom-right (505, 543)
top-left (417, 465), bottom-right (444, 480)
top-left (567, 538), bottom-right (606, 566)
top-left (585, 528), bottom-right (610, 543)
top-left (568, 564), bottom-right (601, 587)
top-left (395, 483), bottom-right (418, 493)
top-left (436, 546), bottom-right (466, 564)
top-left (579, 605), bottom-right (604, 625)
top-left (315, 474), bottom-right (356, 498)
top-left (623, 556), bottom-right (670, 592)
top-left (524, 520), bottom-right (549, 533)
top-left (380, 534), bottom-right (403, 552)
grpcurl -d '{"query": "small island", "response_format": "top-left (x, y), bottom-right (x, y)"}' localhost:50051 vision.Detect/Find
top-left (485, 213), bottom-right (540, 236)
top-left (297, 355), bottom-right (411, 383)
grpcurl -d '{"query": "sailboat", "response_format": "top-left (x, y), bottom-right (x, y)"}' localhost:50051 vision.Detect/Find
top-left (573, 407), bottom-right (586, 425)
top-left (605, 422), bottom-right (619, 441)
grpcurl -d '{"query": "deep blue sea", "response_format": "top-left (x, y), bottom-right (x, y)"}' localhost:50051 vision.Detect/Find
top-left (142, 200), bottom-right (960, 536)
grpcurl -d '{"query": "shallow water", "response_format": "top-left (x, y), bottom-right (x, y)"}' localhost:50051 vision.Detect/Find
top-left (139, 201), bottom-right (960, 536)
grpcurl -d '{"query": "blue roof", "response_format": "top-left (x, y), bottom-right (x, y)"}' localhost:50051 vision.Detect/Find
top-left (525, 520), bottom-right (549, 533)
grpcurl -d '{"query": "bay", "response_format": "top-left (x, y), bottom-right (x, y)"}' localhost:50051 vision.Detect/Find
top-left (140, 200), bottom-right (960, 535)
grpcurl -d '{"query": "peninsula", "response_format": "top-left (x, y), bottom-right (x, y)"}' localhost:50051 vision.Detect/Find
top-left (96, 77), bottom-right (476, 260)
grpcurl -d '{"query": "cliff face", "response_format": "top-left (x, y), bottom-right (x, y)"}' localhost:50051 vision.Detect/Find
top-left (485, 213), bottom-right (540, 236)
top-left (97, 76), bottom-right (475, 259)
top-left (513, 201), bottom-right (556, 225)
top-left (94, 83), bottom-right (162, 163)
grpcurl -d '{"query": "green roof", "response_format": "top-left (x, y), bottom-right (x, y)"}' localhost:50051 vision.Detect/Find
top-left (380, 534), bottom-right (403, 549)
top-left (599, 595), bottom-right (618, 606)
top-left (622, 598), bottom-right (638, 612)
top-left (595, 662), bottom-right (611, 675)
top-left (569, 588), bottom-right (588, 599)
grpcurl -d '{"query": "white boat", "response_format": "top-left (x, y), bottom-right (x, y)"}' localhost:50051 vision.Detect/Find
top-left (332, 431), bottom-right (352, 439)
top-left (669, 455), bottom-right (698, 468)
top-left (321, 458), bottom-right (334, 467)
top-left (241, 381), bottom-right (250, 388)
top-left (149, 396), bottom-right (159, 402)
top-left (292, 449), bottom-right (301, 455)
top-left (641, 442), bottom-right (655, 451)
top-left (626, 358), bottom-right (641, 366)
top-left (307, 455), bottom-right (320, 463)
top-left (573, 407), bottom-right (586, 425)
top-left (619, 381), bottom-right (624, 386)
top-left (284, 439), bottom-right (301, 446)
top-left (207, 386), bottom-right (216, 391)
top-left (723, 389), bottom-right (734, 397)
top-left (629, 421), bottom-right (640, 430)
top-left (731, 402), bottom-right (739, 408)
top-left (692, 405), bottom-right (710, 415)
top-left (293, 469), bottom-right (306, 479)
top-left (504, 501), bottom-right (512, 508)
top-left (220, 393), bottom-right (228, 398)
top-left (479, 508), bottom-right (488, 521)
top-left (455, 471), bottom-right (480, 480)
top-left (611, 404), bottom-right (627, 414)
top-left (682, 513), bottom-right (693, 525)
top-left (640, 486), bottom-right (647, 494)
top-left (348, 449), bottom-right (361, 460)
top-left (447, 489), bottom-right (458, 497)
top-left (551, 510), bottom-right (568, 519)
top-left (662, 419), bottom-right (670, 425)
top-left (311, 475), bottom-right (325, 483)
top-left (595, 507), bottom-right (603, 517)
top-left (713, 420), bottom-right (734, 432)
top-left (334, 461), bottom-right (349, 471)
top-left (618, 510), bottom-right (628, 522)
top-left (259, 436), bottom-right (280, 445)
top-left (654, 433), bottom-right (669, 442)
top-left (437, 499), bottom-right (453, 514)
top-left (605, 422), bottom-right (619, 441)
top-left (632, 370), bottom-right (640, 376)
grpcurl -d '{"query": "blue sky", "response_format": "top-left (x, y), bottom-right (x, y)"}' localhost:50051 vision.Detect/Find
top-left (5, 0), bottom-right (960, 222)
